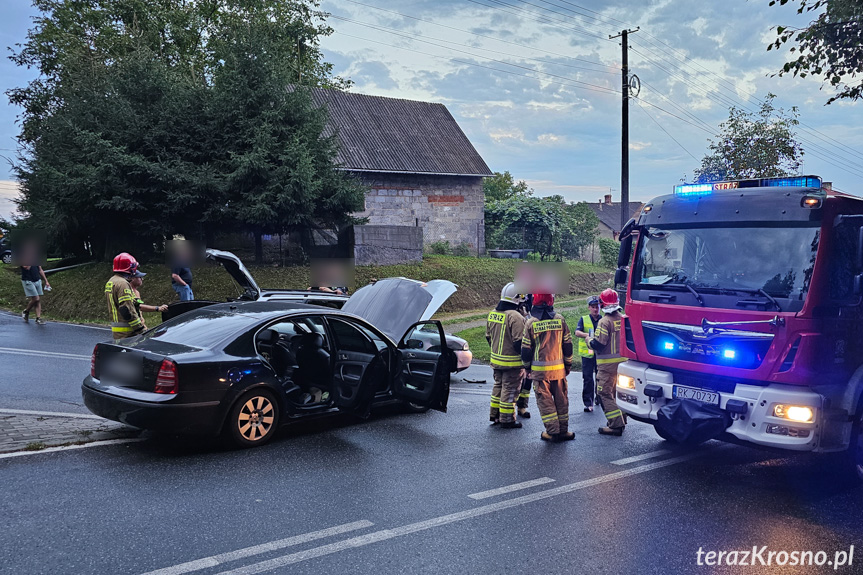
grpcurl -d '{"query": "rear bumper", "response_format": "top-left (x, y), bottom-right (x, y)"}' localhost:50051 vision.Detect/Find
top-left (616, 361), bottom-right (850, 452)
top-left (81, 377), bottom-right (223, 436)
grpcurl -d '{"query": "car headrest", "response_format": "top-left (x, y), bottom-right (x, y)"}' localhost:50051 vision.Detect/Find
top-left (298, 332), bottom-right (324, 349)
top-left (257, 329), bottom-right (279, 344)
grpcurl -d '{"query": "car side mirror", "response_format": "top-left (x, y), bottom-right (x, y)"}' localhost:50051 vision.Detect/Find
top-left (617, 234), bottom-right (633, 268)
top-left (405, 339), bottom-right (424, 349)
top-left (614, 268), bottom-right (628, 287)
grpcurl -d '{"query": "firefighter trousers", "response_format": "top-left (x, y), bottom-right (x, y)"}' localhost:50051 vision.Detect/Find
top-left (516, 373), bottom-right (531, 410)
top-left (596, 364), bottom-right (625, 429)
top-left (533, 378), bottom-right (569, 435)
top-left (490, 368), bottom-right (525, 423)
top-left (581, 356), bottom-right (597, 408)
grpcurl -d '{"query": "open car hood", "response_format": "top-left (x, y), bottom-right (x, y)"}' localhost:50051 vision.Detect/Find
top-left (343, 277), bottom-right (457, 341)
top-left (205, 248), bottom-right (260, 300)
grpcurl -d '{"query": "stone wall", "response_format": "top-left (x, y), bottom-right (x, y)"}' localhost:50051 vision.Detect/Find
top-left (353, 225), bottom-right (423, 266)
top-left (354, 172), bottom-right (486, 255)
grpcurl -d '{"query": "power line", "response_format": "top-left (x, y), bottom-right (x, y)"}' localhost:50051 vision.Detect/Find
top-left (635, 100), bottom-right (698, 161)
top-left (338, 0), bottom-right (618, 72)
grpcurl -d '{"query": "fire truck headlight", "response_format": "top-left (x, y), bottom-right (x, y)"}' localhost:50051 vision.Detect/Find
top-left (773, 404), bottom-right (814, 423)
top-left (617, 374), bottom-right (636, 390)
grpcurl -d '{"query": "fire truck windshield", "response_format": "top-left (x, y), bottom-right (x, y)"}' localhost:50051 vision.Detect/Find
top-left (635, 225), bottom-right (820, 304)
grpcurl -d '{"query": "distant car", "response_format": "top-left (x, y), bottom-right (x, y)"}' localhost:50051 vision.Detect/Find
top-left (83, 278), bottom-right (455, 448)
top-left (162, 249), bottom-right (473, 372)
top-left (0, 238), bottom-right (11, 265)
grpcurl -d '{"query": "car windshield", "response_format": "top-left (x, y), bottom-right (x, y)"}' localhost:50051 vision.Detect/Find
top-left (636, 225), bottom-right (820, 300)
top-left (141, 309), bottom-right (259, 349)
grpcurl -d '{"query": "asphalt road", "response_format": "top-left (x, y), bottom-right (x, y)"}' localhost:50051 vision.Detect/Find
top-left (1, 317), bottom-right (862, 574)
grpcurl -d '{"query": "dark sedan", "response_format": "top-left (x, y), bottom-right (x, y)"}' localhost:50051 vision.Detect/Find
top-left (82, 279), bottom-right (454, 447)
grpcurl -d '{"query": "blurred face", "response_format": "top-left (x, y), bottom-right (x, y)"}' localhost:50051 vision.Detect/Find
top-left (589, 303), bottom-right (600, 315)
top-left (131, 277), bottom-right (143, 289)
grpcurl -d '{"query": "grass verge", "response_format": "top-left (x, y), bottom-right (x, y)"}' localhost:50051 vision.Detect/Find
top-left (0, 256), bottom-right (611, 326)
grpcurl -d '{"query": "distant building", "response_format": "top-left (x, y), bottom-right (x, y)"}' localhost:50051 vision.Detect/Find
top-left (310, 89), bottom-right (493, 256)
top-left (588, 194), bottom-right (645, 240)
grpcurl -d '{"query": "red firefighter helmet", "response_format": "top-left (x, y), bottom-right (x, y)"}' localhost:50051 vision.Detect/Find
top-left (112, 252), bottom-right (138, 274)
top-left (599, 288), bottom-right (619, 308)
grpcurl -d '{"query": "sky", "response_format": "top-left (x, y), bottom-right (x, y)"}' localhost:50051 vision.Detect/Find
top-left (1, 0), bottom-right (862, 221)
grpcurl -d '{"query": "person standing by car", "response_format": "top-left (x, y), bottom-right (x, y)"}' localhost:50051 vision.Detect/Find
top-left (129, 270), bottom-right (167, 331)
top-left (521, 293), bottom-right (574, 442)
top-left (106, 253), bottom-right (145, 340)
top-left (486, 282), bottom-right (527, 428)
top-left (20, 260), bottom-right (50, 325)
top-left (574, 295), bottom-right (602, 412)
top-left (171, 263), bottom-right (194, 301)
top-left (590, 288), bottom-right (627, 436)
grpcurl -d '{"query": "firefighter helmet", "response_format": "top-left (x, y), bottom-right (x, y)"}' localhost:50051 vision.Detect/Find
top-left (599, 288), bottom-right (620, 313)
top-left (112, 252), bottom-right (138, 274)
top-left (500, 282), bottom-right (526, 305)
top-left (533, 293), bottom-right (554, 307)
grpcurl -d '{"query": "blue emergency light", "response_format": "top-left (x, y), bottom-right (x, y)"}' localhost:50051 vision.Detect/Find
top-left (664, 341), bottom-right (676, 351)
top-left (674, 175), bottom-right (822, 195)
top-left (723, 349), bottom-right (736, 359)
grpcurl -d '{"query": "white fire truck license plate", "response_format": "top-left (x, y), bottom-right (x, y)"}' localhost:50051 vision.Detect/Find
top-left (672, 385), bottom-right (720, 405)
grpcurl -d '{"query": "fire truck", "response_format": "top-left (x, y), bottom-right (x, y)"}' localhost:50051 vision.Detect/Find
top-left (613, 176), bottom-right (863, 480)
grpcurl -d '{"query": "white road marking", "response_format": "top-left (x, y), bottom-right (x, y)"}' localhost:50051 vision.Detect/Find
top-left (468, 477), bottom-right (555, 500)
top-left (216, 452), bottom-right (705, 575)
top-left (449, 389), bottom-right (491, 396)
top-left (0, 408), bottom-right (102, 419)
top-left (140, 521), bottom-right (375, 575)
top-left (0, 347), bottom-right (90, 360)
top-left (0, 438), bottom-right (144, 460)
top-left (611, 450), bottom-right (671, 466)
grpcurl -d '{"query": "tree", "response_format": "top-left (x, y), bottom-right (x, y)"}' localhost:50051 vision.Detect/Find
top-left (483, 171), bottom-right (533, 202)
top-left (693, 94), bottom-right (804, 183)
top-left (7, 0), bottom-right (357, 259)
top-left (768, 0), bottom-right (863, 104)
top-left (485, 196), bottom-right (598, 261)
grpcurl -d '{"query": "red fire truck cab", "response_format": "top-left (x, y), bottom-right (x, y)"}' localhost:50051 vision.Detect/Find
top-left (614, 176), bottom-right (863, 479)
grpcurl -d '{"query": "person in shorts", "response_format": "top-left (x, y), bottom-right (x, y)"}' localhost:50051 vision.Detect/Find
top-left (21, 263), bottom-right (50, 325)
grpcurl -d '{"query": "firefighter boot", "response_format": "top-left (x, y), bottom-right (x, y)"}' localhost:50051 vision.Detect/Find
top-left (598, 426), bottom-right (624, 436)
top-left (500, 421), bottom-right (523, 429)
top-left (518, 408), bottom-right (531, 419)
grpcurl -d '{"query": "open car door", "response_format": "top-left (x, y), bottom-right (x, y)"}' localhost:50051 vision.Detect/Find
top-left (393, 321), bottom-right (452, 413)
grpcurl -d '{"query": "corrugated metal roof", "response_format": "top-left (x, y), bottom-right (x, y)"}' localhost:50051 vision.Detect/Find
top-left (309, 88), bottom-right (492, 176)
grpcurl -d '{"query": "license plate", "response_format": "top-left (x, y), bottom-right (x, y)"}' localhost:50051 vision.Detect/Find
top-left (672, 385), bottom-right (719, 405)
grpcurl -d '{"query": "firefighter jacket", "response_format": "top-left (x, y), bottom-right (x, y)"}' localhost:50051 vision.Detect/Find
top-left (486, 303), bottom-right (526, 370)
top-left (105, 274), bottom-right (144, 340)
top-left (521, 308), bottom-right (573, 380)
top-left (577, 314), bottom-right (598, 358)
top-left (590, 310), bottom-right (625, 365)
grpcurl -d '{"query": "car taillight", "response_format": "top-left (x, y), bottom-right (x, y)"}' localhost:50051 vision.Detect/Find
top-left (90, 345), bottom-right (99, 378)
top-left (154, 359), bottom-right (178, 394)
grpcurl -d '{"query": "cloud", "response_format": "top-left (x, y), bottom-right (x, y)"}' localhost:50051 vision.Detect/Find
top-left (0, 180), bottom-right (21, 221)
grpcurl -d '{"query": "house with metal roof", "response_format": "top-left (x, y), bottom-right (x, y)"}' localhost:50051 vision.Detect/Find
top-left (310, 89), bottom-right (492, 257)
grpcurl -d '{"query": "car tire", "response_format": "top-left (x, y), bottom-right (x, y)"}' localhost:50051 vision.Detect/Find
top-left (402, 401), bottom-right (430, 414)
top-left (226, 389), bottom-right (280, 448)
top-left (1, 253), bottom-right (11, 265)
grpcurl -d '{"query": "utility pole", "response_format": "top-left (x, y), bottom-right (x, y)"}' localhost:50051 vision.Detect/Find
top-left (609, 27), bottom-right (639, 232)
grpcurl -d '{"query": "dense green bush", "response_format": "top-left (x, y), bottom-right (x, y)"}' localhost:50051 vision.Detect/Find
top-left (428, 241), bottom-right (452, 255)
top-left (598, 237), bottom-right (619, 269)
top-left (452, 243), bottom-right (471, 257)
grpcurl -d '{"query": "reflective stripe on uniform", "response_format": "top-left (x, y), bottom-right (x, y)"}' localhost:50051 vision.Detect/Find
top-left (605, 409), bottom-right (622, 419)
top-left (490, 395), bottom-right (500, 409)
top-left (597, 356), bottom-right (625, 365)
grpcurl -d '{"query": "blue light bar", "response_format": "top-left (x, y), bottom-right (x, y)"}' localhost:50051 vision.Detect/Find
top-left (673, 183), bottom-right (713, 196)
top-left (664, 341), bottom-right (675, 351)
top-left (763, 176), bottom-right (822, 188)
top-left (724, 349), bottom-right (736, 359)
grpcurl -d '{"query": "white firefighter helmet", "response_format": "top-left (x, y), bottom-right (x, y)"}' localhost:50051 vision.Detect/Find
top-left (500, 282), bottom-right (526, 305)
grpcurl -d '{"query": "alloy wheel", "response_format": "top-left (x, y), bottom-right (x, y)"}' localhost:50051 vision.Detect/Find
top-left (237, 395), bottom-right (275, 442)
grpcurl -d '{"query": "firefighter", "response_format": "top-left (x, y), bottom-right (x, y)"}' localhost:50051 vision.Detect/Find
top-left (486, 282), bottom-right (527, 428)
top-left (515, 297), bottom-right (532, 419)
top-left (105, 253), bottom-right (145, 340)
top-left (521, 293), bottom-right (574, 442)
top-left (574, 295), bottom-right (602, 412)
top-left (590, 288), bottom-right (626, 436)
